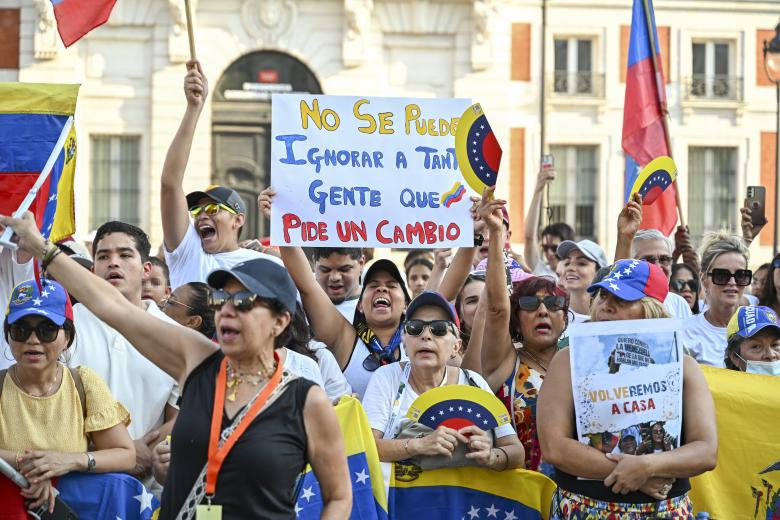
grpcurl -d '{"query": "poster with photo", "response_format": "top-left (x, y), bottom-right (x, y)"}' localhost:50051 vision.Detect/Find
top-left (568, 318), bottom-right (683, 458)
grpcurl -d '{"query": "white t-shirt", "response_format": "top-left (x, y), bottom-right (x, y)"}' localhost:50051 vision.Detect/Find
top-left (532, 261), bottom-right (558, 281)
top-left (679, 313), bottom-right (727, 367)
top-left (571, 310), bottom-right (590, 324)
top-left (664, 292), bottom-right (693, 319)
top-left (67, 301), bottom-right (180, 439)
top-left (0, 247), bottom-right (34, 370)
top-left (164, 223), bottom-right (282, 290)
top-left (309, 341), bottom-right (352, 401)
top-left (283, 348), bottom-right (325, 387)
top-left (335, 298), bottom-right (359, 323)
top-left (343, 338), bottom-right (408, 400)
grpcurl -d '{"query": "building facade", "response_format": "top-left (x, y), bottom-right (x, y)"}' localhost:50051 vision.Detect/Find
top-left (0, 0), bottom-right (777, 263)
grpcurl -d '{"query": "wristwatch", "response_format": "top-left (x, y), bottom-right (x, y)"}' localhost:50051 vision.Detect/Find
top-left (85, 452), bottom-right (96, 472)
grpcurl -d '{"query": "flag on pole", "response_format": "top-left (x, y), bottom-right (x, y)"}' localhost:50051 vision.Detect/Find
top-left (50, 0), bottom-right (118, 47)
top-left (389, 464), bottom-right (557, 520)
top-left (294, 396), bottom-right (388, 519)
top-left (0, 83), bottom-right (79, 243)
top-left (622, 0), bottom-right (677, 235)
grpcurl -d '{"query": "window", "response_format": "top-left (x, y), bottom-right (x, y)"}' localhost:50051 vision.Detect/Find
top-left (548, 145), bottom-right (598, 240)
top-left (687, 147), bottom-right (737, 240)
top-left (690, 41), bottom-right (736, 99)
top-left (90, 136), bottom-right (141, 230)
top-left (554, 38), bottom-right (594, 94)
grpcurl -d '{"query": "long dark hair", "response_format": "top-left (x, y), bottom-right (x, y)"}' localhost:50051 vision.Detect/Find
top-left (759, 254), bottom-right (780, 310)
top-left (178, 282), bottom-right (216, 338)
top-left (670, 263), bottom-right (700, 314)
top-left (509, 276), bottom-right (569, 342)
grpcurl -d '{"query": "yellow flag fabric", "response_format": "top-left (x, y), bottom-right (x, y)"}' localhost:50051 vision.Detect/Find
top-left (689, 366), bottom-right (780, 519)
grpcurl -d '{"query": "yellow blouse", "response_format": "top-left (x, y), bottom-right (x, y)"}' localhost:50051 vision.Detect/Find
top-left (0, 364), bottom-right (130, 453)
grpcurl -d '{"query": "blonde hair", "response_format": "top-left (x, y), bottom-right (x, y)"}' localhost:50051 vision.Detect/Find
top-left (699, 231), bottom-right (749, 275)
top-left (589, 293), bottom-right (670, 321)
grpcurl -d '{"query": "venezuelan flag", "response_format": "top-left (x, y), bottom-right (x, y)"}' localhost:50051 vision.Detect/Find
top-left (51, 0), bottom-right (118, 47)
top-left (690, 367), bottom-right (780, 520)
top-left (0, 83), bottom-right (79, 243)
top-left (622, 0), bottom-right (677, 235)
top-left (295, 396), bottom-right (388, 519)
top-left (389, 465), bottom-right (557, 520)
top-left (57, 472), bottom-right (160, 519)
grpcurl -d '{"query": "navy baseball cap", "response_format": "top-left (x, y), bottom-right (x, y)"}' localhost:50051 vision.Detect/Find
top-left (727, 306), bottom-right (780, 341)
top-left (207, 258), bottom-right (297, 314)
top-left (406, 291), bottom-right (460, 329)
top-left (362, 259), bottom-right (410, 302)
top-left (588, 259), bottom-right (668, 303)
top-left (186, 185), bottom-right (247, 214)
top-left (6, 280), bottom-right (73, 326)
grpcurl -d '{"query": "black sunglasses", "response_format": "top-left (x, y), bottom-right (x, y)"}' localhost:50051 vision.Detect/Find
top-left (362, 351), bottom-right (397, 372)
top-left (707, 268), bottom-right (752, 286)
top-left (516, 295), bottom-right (566, 312)
top-left (640, 254), bottom-right (673, 267)
top-left (670, 279), bottom-right (699, 292)
top-left (9, 320), bottom-right (61, 343)
top-left (208, 290), bottom-right (261, 312)
top-left (403, 319), bottom-right (455, 337)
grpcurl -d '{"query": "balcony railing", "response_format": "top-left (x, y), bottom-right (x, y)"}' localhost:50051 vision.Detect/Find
top-left (550, 71), bottom-right (605, 98)
top-left (683, 75), bottom-right (743, 101)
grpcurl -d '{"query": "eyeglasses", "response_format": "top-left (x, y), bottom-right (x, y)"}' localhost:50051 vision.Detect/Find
top-left (707, 268), bottom-right (752, 286)
top-left (162, 298), bottom-right (196, 312)
top-left (189, 203), bottom-right (237, 218)
top-left (541, 244), bottom-right (559, 253)
top-left (9, 320), bottom-right (62, 343)
top-left (207, 290), bottom-right (261, 312)
top-left (640, 255), bottom-right (673, 267)
top-left (670, 279), bottom-right (699, 292)
top-left (516, 295), bottom-right (567, 312)
top-left (403, 319), bottom-right (455, 337)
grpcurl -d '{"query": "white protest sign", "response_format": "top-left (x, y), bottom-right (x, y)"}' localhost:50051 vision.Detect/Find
top-left (568, 319), bottom-right (683, 456)
top-left (270, 94), bottom-right (475, 247)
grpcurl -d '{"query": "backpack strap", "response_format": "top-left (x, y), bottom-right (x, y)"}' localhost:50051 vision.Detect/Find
top-left (0, 369), bottom-right (6, 401)
top-left (69, 367), bottom-right (87, 419)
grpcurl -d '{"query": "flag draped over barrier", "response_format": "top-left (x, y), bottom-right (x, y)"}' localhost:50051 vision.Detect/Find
top-left (0, 83), bottom-right (79, 243)
top-left (689, 366), bottom-right (780, 520)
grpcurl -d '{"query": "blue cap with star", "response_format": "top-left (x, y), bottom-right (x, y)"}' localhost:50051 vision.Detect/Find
top-left (587, 259), bottom-right (668, 303)
top-left (6, 279), bottom-right (73, 326)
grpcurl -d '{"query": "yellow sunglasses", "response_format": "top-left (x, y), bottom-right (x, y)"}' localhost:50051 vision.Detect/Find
top-left (189, 202), bottom-right (237, 218)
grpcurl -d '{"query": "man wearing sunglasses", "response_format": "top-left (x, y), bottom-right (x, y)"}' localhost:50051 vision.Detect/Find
top-left (160, 60), bottom-right (280, 290)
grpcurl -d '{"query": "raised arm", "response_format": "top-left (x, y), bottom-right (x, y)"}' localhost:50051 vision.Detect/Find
top-left (258, 188), bottom-right (357, 368)
top-left (614, 193), bottom-right (642, 263)
top-left (161, 60), bottom-right (208, 252)
top-left (0, 213), bottom-right (217, 383)
top-left (425, 248), bottom-right (452, 293)
top-left (673, 225), bottom-right (700, 274)
top-left (436, 246), bottom-right (477, 301)
top-left (478, 188), bottom-right (516, 387)
top-left (523, 166), bottom-right (556, 271)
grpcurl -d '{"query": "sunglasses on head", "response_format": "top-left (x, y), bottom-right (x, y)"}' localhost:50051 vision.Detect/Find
top-left (208, 290), bottom-right (261, 312)
top-left (707, 268), bottom-right (752, 286)
top-left (670, 278), bottom-right (699, 292)
top-left (640, 254), bottom-right (673, 266)
top-left (188, 202), bottom-right (237, 218)
top-left (403, 319), bottom-right (455, 337)
top-left (516, 295), bottom-right (566, 312)
top-left (8, 319), bottom-right (62, 343)
top-left (162, 298), bottom-right (196, 312)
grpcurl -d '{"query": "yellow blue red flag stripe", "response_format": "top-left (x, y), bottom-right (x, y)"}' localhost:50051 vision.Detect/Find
top-left (455, 103), bottom-right (502, 195)
top-left (0, 83), bottom-right (79, 243)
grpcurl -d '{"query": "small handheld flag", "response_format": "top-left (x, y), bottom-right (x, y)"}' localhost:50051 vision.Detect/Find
top-left (406, 385), bottom-right (511, 431)
top-left (628, 156), bottom-right (677, 206)
top-left (455, 103), bottom-right (502, 195)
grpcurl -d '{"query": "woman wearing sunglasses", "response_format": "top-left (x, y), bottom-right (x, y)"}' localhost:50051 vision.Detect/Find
top-left (1, 211), bottom-right (352, 520)
top-left (679, 232), bottom-right (751, 367)
top-left (362, 290), bottom-right (524, 487)
top-left (0, 280), bottom-right (135, 513)
top-left (538, 259), bottom-right (717, 518)
top-left (464, 189), bottom-right (568, 475)
top-left (669, 263), bottom-right (700, 314)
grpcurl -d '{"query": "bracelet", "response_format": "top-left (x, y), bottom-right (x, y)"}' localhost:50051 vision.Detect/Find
top-left (496, 447), bottom-right (509, 471)
top-left (41, 246), bottom-right (63, 276)
top-left (403, 439), bottom-right (412, 456)
top-left (15, 451), bottom-right (22, 471)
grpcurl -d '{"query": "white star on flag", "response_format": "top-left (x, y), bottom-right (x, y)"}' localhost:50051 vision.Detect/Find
top-left (133, 487), bottom-right (154, 512)
top-left (300, 486), bottom-right (316, 502)
top-left (623, 269), bottom-right (631, 275)
top-left (609, 282), bottom-right (619, 291)
top-left (504, 510), bottom-right (518, 520)
top-left (613, 272), bottom-right (623, 279)
top-left (449, 406), bottom-right (454, 412)
top-left (41, 289), bottom-right (50, 298)
top-left (439, 410), bottom-right (445, 415)
top-left (354, 469), bottom-right (369, 485)
top-left (49, 194), bottom-right (57, 202)
top-left (476, 132), bottom-right (480, 137)
top-left (32, 298), bottom-right (42, 306)
top-left (467, 505), bottom-right (480, 519)
top-left (294, 502), bottom-right (302, 517)
top-left (480, 124), bottom-right (485, 129)
top-left (485, 504), bottom-right (499, 517)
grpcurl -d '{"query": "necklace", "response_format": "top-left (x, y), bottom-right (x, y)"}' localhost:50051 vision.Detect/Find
top-left (12, 364), bottom-right (61, 397)
top-left (225, 360), bottom-right (275, 402)
top-left (519, 347), bottom-right (551, 373)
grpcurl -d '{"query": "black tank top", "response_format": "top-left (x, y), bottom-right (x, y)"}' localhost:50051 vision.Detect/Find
top-left (160, 351), bottom-right (314, 519)
top-left (554, 468), bottom-right (690, 504)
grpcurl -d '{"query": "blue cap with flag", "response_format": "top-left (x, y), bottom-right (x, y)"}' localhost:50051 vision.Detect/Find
top-left (727, 305), bottom-right (780, 341)
top-left (6, 280), bottom-right (73, 326)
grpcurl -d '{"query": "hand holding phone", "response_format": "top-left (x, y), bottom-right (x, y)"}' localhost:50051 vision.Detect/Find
top-left (746, 186), bottom-right (767, 226)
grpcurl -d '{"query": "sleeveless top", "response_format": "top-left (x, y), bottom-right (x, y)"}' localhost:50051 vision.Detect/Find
top-left (496, 357), bottom-right (545, 472)
top-left (160, 351), bottom-right (314, 519)
top-left (343, 338), bottom-right (407, 399)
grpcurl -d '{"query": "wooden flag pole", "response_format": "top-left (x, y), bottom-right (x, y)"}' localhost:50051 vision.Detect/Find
top-left (184, 0), bottom-right (197, 61)
top-left (641, 0), bottom-right (685, 228)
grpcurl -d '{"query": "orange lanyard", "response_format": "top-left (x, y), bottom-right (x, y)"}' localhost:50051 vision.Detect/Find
top-left (205, 352), bottom-right (282, 498)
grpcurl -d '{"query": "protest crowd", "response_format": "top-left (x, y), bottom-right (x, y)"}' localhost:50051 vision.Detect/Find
top-left (3, 4), bottom-right (780, 520)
